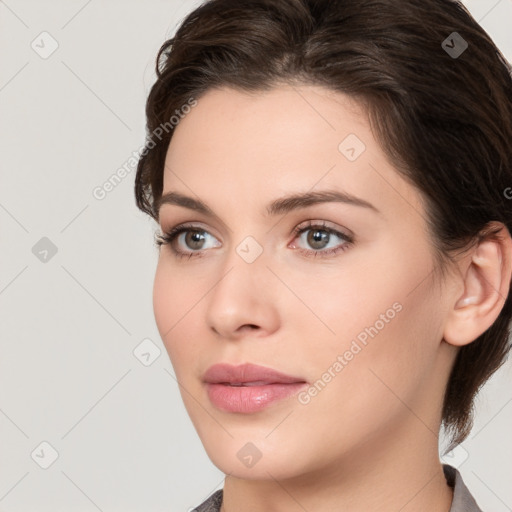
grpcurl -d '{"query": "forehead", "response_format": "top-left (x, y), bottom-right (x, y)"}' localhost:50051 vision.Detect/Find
top-left (162, 84), bottom-right (424, 222)
top-left (166, 84), bottom-right (367, 164)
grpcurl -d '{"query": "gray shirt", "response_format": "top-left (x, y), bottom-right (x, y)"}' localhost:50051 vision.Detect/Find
top-left (192, 464), bottom-right (483, 511)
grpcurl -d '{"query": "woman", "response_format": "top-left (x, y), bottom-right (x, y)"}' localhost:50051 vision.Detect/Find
top-left (134, 0), bottom-right (512, 510)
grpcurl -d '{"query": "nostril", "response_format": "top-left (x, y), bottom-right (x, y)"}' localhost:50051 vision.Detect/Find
top-left (233, 324), bottom-right (260, 336)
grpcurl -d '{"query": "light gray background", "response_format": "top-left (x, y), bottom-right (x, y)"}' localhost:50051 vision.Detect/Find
top-left (1, 1), bottom-right (511, 511)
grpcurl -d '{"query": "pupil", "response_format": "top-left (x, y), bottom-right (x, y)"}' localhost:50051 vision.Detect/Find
top-left (309, 229), bottom-right (328, 249)
top-left (188, 231), bottom-right (204, 248)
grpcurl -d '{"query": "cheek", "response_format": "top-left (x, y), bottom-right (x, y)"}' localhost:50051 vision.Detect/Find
top-left (294, 237), bottom-right (441, 391)
top-left (152, 260), bottom-right (202, 369)
top-left (152, 262), bottom-right (173, 342)
top-left (288, 275), bottom-right (441, 459)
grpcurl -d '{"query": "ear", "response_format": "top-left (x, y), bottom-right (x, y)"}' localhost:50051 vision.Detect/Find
top-left (443, 222), bottom-right (512, 347)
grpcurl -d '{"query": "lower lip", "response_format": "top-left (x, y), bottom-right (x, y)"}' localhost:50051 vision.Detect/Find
top-left (205, 382), bottom-right (307, 413)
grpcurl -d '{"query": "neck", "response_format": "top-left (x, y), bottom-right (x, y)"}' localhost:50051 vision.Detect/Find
top-left (220, 421), bottom-right (454, 512)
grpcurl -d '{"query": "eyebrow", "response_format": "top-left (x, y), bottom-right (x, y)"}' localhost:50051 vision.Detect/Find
top-left (155, 189), bottom-right (380, 219)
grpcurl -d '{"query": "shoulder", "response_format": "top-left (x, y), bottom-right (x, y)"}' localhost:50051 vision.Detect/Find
top-left (443, 464), bottom-right (484, 512)
top-left (192, 489), bottom-right (223, 512)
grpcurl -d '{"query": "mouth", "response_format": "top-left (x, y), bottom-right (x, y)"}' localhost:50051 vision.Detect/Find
top-left (222, 381), bottom-right (272, 386)
top-left (203, 363), bottom-right (308, 413)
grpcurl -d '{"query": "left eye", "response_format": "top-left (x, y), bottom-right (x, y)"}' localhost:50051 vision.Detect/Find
top-left (289, 222), bottom-right (354, 257)
top-left (292, 225), bottom-right (350, 251)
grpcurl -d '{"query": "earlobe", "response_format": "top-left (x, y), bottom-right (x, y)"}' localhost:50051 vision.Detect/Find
top-left (443, 223), bottom-right (512, 347)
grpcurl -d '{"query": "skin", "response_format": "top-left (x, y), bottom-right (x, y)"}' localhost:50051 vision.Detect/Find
top-left (152, 84), bottom-right (512, 512)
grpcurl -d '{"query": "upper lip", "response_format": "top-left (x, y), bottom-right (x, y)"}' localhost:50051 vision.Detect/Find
top-left (203, 363), bottom-right (306, 385)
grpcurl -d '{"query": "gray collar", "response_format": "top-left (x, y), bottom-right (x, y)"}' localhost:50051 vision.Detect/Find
top-left (444, 464), bottom-right (483, 511)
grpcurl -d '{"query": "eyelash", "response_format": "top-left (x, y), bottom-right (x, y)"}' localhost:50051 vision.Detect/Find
top-left (155, 220), bottom-right (354, 260)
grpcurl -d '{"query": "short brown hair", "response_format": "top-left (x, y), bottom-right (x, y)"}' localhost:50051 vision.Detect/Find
top-left (135, 0), bottom-right (512, 448)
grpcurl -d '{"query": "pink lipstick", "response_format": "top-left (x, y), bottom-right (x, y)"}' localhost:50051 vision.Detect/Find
top-left (203, 363), bottom-right (307, 413)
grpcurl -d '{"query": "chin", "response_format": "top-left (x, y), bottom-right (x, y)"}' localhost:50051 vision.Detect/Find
top-left (209, 452), bottom-right (301, 481)
top-left (198, 432), bottom-right (312, 481)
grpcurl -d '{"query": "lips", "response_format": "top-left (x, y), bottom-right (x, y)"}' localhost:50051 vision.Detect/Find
top-left (203, 363), bottom-right (307, 413)
top-left (203, 362), bottom-right (305, 385)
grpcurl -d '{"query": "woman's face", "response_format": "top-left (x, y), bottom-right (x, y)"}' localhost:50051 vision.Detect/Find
top-left (153, 84), bottom-right (457, 480)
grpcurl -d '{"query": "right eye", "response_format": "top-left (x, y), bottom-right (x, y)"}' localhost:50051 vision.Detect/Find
top-left (155, 224), bottom-right (221, 259)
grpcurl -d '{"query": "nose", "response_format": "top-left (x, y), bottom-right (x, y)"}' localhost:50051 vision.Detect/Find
top-left (205, 240), bottom-right (280, 340)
